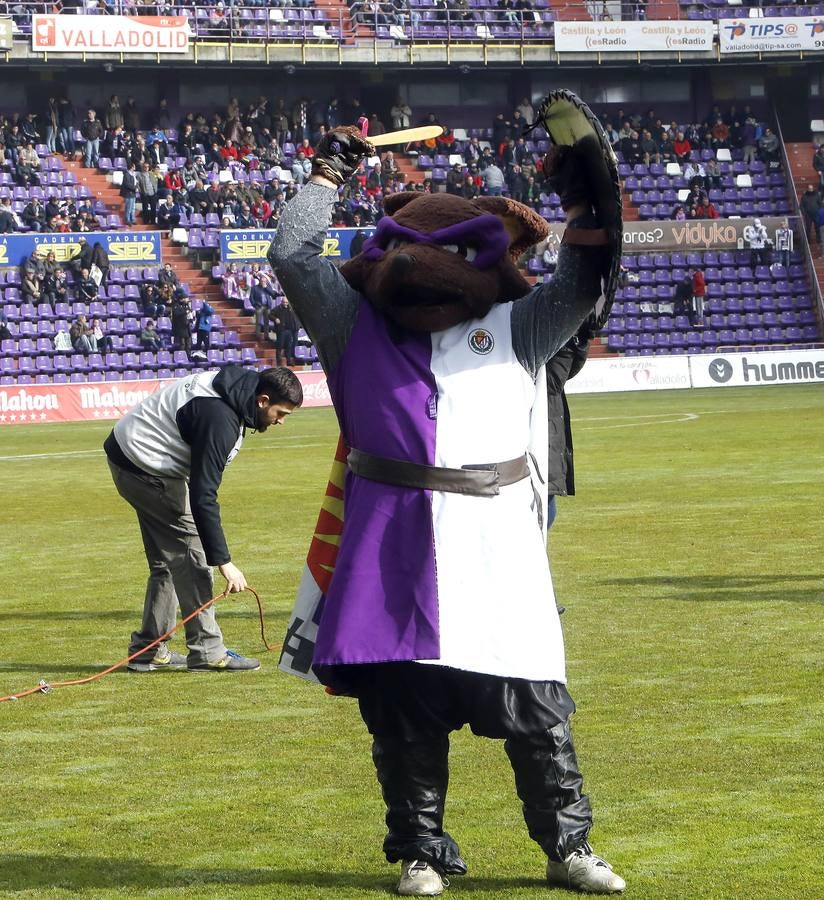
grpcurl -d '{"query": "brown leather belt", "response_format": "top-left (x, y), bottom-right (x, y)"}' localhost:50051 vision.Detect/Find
top-left (346, 449), bottom-right (529, 497)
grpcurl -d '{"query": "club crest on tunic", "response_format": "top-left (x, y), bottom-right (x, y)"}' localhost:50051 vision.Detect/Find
top-left (468, 328), bottom-right (494, 355)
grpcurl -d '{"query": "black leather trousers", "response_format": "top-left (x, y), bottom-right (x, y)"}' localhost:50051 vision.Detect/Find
top-left (353, 663), bottom-right (593, 870)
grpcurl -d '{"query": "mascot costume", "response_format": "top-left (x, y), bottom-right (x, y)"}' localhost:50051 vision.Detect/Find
top-left (270, 91), bottom-right (624, 896)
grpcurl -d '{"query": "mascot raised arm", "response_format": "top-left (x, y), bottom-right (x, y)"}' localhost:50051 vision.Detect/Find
top-left (270, 91), bottom-right (625, 896)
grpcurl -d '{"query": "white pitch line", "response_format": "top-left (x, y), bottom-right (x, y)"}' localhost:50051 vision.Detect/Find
top-left (579, 412), bottom-right (699, 430)
top-left (0, 449), bottom-right (103, 462)
top-left (0, 441), bottom-right (329, 463)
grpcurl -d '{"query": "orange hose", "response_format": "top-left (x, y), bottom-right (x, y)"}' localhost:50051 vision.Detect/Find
top-left (0, 586), bottom-right (278, 703)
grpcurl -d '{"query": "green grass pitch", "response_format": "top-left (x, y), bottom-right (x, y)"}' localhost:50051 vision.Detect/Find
top-left (1, 385), bottom-right (822, 899)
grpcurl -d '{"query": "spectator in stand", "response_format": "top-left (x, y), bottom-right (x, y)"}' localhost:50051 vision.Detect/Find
top-left (390, 96), bottom-right (412, 130)
top-left (801, 183), bottom-right (821, 246)
top-left (157, 195), bottom-right (182, 231)
top-left (81, 109), bottom-right (104, 168)
top-left (516, 95), bottom-right (535, 123)
top-left (70, 315), bottom-right (97, 353)
top-left (292, 151), bottom-right (312, 185)
top-left (747, 218), bottom-right (769, 268)
top-left (141, 318), bottom-right (163, 352)
top-left (0, 315), bottom-right (10, 341)
top-left (461, 173), bottom-right (480, 200)
top-left (690, 269), bottom-right (706, 327)
top-left (704, 157), bottom-right (722, 190)
top-left (121, 161), bottom-right (138, 225)
top-left (774, 218), bottom-right (793, 269)
top-left (463, 136), bottom-right (482, 166)
top-left (657, 129), bottom-right (674, 163)
top-left (812, 146), bottom-right (824, 190)
top-left (22, 196), bottom-right (46, 232)
top-left (482, 160), bottom-right (506, 196)
top-left (619, 130), bottom-right (642, 166)
top-left (222, 262), bottom-right (245, 302)
top-left (672, 130), bottom-right (692, 162)
top-left (250, 267), bottom-right (277, 334)
top-left (367, 161), bottom-right (388, 195)
top-left (91, 242), bottom-right (110, 285)
top-left (78, 268), bottom-right (99, 305)
top-left (21, 113), bottom-right (40, 147)
top-left (21, 267), bottom-right (42, 305)
top-left (157, 262), bottom-right (178, 291)
top-left (105, 95), bottom-right (124, 132)
top-left (69, 238), bottom-right (93, 279)
top-left (709, 117), bottom-right (730, 150)
top-left (272, 297), bottom-right (299, 367)
top-left (141, 283), bottom-right (165, 318)
top-left (5, 123), bottom-right (21, 166)
top-left (164, 167), bottom-right (184, 197)
top-left (446, 162), bottom-right (464, 195)
top-left (42, 265), bottom-right (67, 311)
top-left (757, 127), bottom-right (779, 165)
top-left (672, 204), bottom-right (687, 221)
top-left (123, 97), bottom-right (141, 135)
top-left (58, 97), bottom-right (76, 157)
top-left (16, 141), bottom-right (40, 187)
top-left (91, 317), bottom-right (114, 353)
top-left (0, 197), bottom-right (19, 233)
top-left (137, 163), bottom-right (159, 225)
top-left (683, 160), bottom-right (706, 190)
top-left (171, 291), bottom-right (194, 355)
top-left (690, 191), bottom-right (718, 220)
top-left (640, 129), bottom-right (659, 166)
top-left (104, 125), bottom-right (129, 162)
top-left (740, 117), bottom-right (758, 165)
top-left (509, 164), bottom-right (528, 203)
top-left (674, 273), bottom-right (693, 322)
top-left (194, 301), bottom-right (214, 355)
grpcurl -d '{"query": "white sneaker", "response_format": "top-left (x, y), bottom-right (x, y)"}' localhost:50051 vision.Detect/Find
top-left (397, 860), bottom-right (446, 896)
top-left (546, 843), bottom-right (626, 894)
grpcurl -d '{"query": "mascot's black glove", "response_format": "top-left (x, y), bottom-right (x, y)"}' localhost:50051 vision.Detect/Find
top-left (544, 141), bottom-right (598, 212)
top-left (312, 126), bottom-right (375, 187)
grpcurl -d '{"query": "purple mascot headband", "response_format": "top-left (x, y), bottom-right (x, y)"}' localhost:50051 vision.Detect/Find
top-left (361, 214), bottom-right (510, 270)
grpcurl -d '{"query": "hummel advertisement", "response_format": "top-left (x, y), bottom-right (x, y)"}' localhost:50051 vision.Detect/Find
top-left (690, 349), bottom-right (824, 388)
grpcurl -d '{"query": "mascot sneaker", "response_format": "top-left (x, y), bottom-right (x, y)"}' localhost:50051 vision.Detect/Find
top-left (546, 843), bottom-right (625, 894)
top-left (397, 860), bottom-right (446, 896)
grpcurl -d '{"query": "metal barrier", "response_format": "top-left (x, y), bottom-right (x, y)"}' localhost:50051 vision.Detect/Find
top-left (773, 105), bottom-right (824, 322)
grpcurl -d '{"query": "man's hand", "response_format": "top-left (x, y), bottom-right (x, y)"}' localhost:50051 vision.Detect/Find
top-left (219, 562), bottom-right (247, 593)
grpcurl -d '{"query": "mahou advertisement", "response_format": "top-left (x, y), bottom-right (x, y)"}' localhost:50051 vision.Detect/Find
top-left (0, 371), bottom-right (332, 426)
top-left (32, 15), bottom-right (190, 55)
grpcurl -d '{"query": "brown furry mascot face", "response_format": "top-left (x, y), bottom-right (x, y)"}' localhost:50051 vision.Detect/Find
top-left (340, 192), bottom-right (550, 332)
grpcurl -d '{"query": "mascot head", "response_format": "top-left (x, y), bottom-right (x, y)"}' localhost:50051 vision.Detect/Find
top-left (340, 192), bottom-right (549, 332)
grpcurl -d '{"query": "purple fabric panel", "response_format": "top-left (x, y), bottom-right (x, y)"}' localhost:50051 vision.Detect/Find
top-left (314, 301), bottom-right (440, 666)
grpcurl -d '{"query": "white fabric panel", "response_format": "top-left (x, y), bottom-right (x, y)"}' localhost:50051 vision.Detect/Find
top-left (422, 303), bottom-right (566, 682)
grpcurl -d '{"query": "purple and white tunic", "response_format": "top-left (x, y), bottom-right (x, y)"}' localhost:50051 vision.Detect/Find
top-left (270, 183), bottom-right (602, 684)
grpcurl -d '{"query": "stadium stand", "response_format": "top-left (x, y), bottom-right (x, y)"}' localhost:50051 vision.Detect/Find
top-left (2, 80), bottom-right (823, 386)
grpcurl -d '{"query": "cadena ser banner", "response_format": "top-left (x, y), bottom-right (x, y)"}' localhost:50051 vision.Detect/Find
top-left (0, 371), bottom-right (332, 426)
top-left (555, 20), bottom-right (713, 53)
top-left (719, 17), bottom-right (824, 54)
top-left (32, 14), bottom-right (190, 54)
top-left (0, 231), bottom-right (162, 269)
top-left (220, 227), bottom-right (375, 264)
